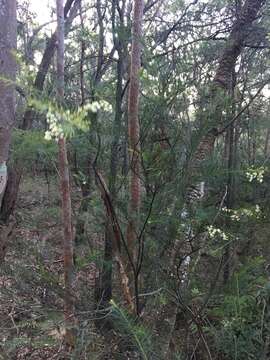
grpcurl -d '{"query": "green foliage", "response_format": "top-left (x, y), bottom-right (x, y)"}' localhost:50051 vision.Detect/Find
top-left (209, 258), bottom-right (270, 359)
top-left (6, 0), bottom-right (270, 358)
top-left (29, 97), bottom-right (112, 140)
top-left (11, 129), bottom-right (58, 170)
top-left (110, 300), bottom-right (153, 359)
top-left (75, 250), bottom-right (103, 271)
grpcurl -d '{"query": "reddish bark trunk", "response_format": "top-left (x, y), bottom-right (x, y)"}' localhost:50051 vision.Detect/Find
top-left (126, 0), bottom-right (144, 259)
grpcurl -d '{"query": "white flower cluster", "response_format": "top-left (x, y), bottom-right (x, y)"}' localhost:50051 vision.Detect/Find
top-left (44, 100), bottom-right (112, 141)
top-left (230, 213), bottom-right (240, 221)
top-left (84, 100), bottom-right (112, 113)
top-left (222, 205), bottom-right (262, 221)
top-left (222, 319), bottom-right (233, 329)
top-left (246, 166), bottom-right (265, 183)
top-left (240, 205), bottom-right (262, 219)
top-left (44, 110), bottom-right (64, 141)
top-left (207, 225), bottom-right (228, 241)
top-left (255, 204), bottom-right (261, 214)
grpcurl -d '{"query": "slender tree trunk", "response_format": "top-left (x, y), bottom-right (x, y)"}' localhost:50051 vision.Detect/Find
top-left (75, 0), bottom-right (107, 243)
top-left (0, 0), bottom-right (17, 260)
top-left (94, 0), bottom-right (105, 87)
top-left (264, 128), bottom-right (270, 158)
top-left (74, 0), bottom-right (89, 246)
top-left (264, 102), bottom-right (270, 158)
top-left (223, 124), bottom-right (236, 283)
top-left (99, 65), bottom-right (123, 305)
top-left (126, 0), bottom-right (144, 308)
top-left (98, 0), bottom-right (125, 307)
top-left (79, 0), bottom-right (85, 106)
top-left (223, 81), bottom-right (236, 283)
top-left (56, 0), bottom-right (76, 348)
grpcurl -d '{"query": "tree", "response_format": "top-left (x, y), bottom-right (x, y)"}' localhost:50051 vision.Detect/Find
top-left (126, 0), bottom-right (144, 311)
top-left (187, 0), bottom-right (266, 196)
top-left (56, 0), bottom-right (76, 348)
top-left (98, 0), bottom-right (127, 307)
top-left (1, 0), bottom-right (270, 357)
top-left (154, 0), bottom-right (266, 356)
top-left (0, 0), bottom-right (17, 261)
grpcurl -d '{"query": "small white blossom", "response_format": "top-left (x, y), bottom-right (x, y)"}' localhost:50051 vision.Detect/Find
top-left (44, 131), bottom-right (52, 141)
top-left (230, 214), bottom-right (240, 221)
top-left (246, 166), bottom-right (266, 183)
top-left (207, 225), bottom-right (228, 241)
top-left (255, 205), bottom-right (261, 213)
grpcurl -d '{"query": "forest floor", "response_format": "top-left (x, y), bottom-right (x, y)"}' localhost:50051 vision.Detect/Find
top-left (0, 175), bottom-right (108, 359)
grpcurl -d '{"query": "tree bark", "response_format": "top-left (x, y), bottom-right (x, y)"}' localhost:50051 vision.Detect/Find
top-left (126, 0), bottom-right (144, 304)
top-left (223, 72), bottom-right (237, 284)
top-left (0, 0), bottom-right (17, 260)
top-left (79, 0), bottom-right (86, 106)
top-left (56, 0), bottom-right (76, 348)
top-left (0, 0), bottom-right (16, 197)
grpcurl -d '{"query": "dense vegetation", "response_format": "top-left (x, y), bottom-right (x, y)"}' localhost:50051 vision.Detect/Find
top-left (0, 0), bottom-right (270, 358)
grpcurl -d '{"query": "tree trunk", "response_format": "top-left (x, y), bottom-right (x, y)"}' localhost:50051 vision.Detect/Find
top-left (126, 0), bottom-right (144, 311)
top-left (79, 0), bottom-right (86, 106)
top-left (0, 0), bottom-right (17, 260)
top-left (98, 0), bottom-right (125, 307)
top-left (56, 0), bottom-right (76, 348)
top-left (223, 79), bottom-right (237, 284)
top-left (0, 0), bottom-right (17, 198)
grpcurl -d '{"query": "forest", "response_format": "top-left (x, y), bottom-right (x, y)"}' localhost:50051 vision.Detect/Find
top-left (0, 0), bottom-right (270, 358)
